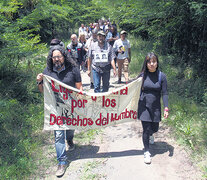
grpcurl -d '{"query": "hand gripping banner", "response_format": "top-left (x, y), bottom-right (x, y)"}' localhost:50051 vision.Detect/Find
top-left (43, 75), bottom-right (142, 130)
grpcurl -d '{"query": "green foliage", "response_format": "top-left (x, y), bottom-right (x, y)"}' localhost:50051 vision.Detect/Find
top-left (75, 129), bottom-right (101, 145)
top-left (163, 61), bottom-right (206, 104)
top-left (163, 93), bottom-right (207, 173)
top-left (129, 35), bottom-right (153, 75)
top-left (81, 159), bottom-right (105, 180)
top-left (0, 45), bottom-right (45, 179)
top-left (0, 97), bottom-right (44, 179)
top-left (101, 0), bottom-right (207, 104)
top-left (202, 166), bottom-right (207, 179)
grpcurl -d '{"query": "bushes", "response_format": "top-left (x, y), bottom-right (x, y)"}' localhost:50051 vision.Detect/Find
top-left (163, 93), bottom-right (207, 177)
top-left (164, 95), bottom-right (204, 148)
top-left (105, 0), bottom-right (207, 102)
top-left (0, 55), bottom-right (45, 179)
top-left (0, 96), bottom-right (44, 179)
top-left (129, 35), bottom-right (154, 76)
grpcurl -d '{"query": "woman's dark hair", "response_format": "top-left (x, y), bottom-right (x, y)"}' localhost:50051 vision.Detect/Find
top-left (50, 39), bottom-right (61, 46)
top-left (47, 46), bottom-right (78, 72)
top-left (50, 39), bottom-right (65, 49)
top-left (111, 25), bottom-right (117, 37)
top-left (139, 52), bottom-right (159, 90)
top-left (141, 52), bottom-right (159, 73)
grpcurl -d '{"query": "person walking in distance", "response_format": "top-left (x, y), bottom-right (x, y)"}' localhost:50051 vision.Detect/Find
top-left (36, 46), bottom-right (82, 177)
top-left (85, 28), bottom-right (98, 89)
top-left (87, 30), bottom-right (117, 93)
top-left (113, 30), bottom-right (131, 84)
top-left (78, 23), bottom-right (86, 36)
top-left (78, 33), bottom-right (87, 71)
top-left (106, 25), bottom-right (119, 47)
top-left (67, 34), bottom-right (84, 69)
top-left (137, 52), bottom-right (169, 164)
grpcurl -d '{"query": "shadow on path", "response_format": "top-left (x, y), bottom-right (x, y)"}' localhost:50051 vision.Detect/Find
top-left (66, 145), bottom-right (144, 162)
top-left (150, 141), bottom-right (174, 157)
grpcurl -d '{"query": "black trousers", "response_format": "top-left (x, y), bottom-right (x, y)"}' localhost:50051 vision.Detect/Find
top-left (141, 121), bottom-right (159, 151)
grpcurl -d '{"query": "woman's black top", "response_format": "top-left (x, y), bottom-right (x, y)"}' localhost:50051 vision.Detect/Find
top-left (138, 70), bottom-right (168, 122)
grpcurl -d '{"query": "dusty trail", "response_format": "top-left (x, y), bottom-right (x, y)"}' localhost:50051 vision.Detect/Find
top-left (38, 70), bottom-right (202, 180)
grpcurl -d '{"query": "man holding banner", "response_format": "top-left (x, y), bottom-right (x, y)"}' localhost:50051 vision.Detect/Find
top-left (36, 46), bottom-right (82, 177)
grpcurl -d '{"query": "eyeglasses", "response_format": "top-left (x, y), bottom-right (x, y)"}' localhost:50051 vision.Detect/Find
top-left (52, 56), bottom-right (63, 60)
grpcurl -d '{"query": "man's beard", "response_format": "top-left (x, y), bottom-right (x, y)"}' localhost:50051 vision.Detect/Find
top-left (54, 61), bottom-right (64, 70)
top-left (98, 39), bottom-right (104, 44)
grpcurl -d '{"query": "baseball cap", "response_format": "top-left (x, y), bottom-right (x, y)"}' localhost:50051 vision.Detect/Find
top-left (120, 30), bottom-right (127, 35)
top-left (97, 30), bottom-right (106, 36)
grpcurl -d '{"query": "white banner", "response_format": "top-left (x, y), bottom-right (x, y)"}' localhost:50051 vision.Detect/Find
top-left (43, 75), bottom-right (142, 130)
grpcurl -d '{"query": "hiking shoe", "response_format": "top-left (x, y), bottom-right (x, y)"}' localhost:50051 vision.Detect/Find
top-left (144, 151), bottom-right (151, 164)
top-left (149, 135), bottom-right (154, 144)
top-left (68, 140), bottom-right (75, 151)
top-left (56, 164), bottom-right (68, 177)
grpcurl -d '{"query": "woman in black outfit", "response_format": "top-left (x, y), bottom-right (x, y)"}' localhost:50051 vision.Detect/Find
top-left (138, 52), bottom-right (169, 164)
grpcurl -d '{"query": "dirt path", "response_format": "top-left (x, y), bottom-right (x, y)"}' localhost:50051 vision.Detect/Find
top-left (37, 70), bottom-right (202, 180)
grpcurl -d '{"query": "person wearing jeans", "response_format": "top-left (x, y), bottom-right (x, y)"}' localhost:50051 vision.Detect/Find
top-left (55, 130), bottom-right (67, 165)
top-left (87, 30), bottom-right (116, 93)
top-left (36, 46), bottom-right (82, 177)
top-left (92, 67), bottom-right (110, 92)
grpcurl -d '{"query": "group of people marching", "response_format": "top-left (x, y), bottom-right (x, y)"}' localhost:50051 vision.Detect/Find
top-left (65, 21), bottom-right (131, 92)
top-left (36, 20), bottom-right (169, 177)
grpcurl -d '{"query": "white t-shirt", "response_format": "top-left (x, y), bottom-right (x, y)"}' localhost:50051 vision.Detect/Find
top-left (113, 39), bottom-right (131, 59)
top-left (79, 27), bottom-right (86, 36)
top-left (85, 37), bottom-right (96, 49)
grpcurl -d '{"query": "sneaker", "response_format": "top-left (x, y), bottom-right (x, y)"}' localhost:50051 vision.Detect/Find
top-left (149, 135), bottom-right (154, 144)
top-left (68, 140), bottom-right (75, 151)
top-left (56, 164), bottom-right (68, 177)
top-left (144, 151), bottom-right (151, 164)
